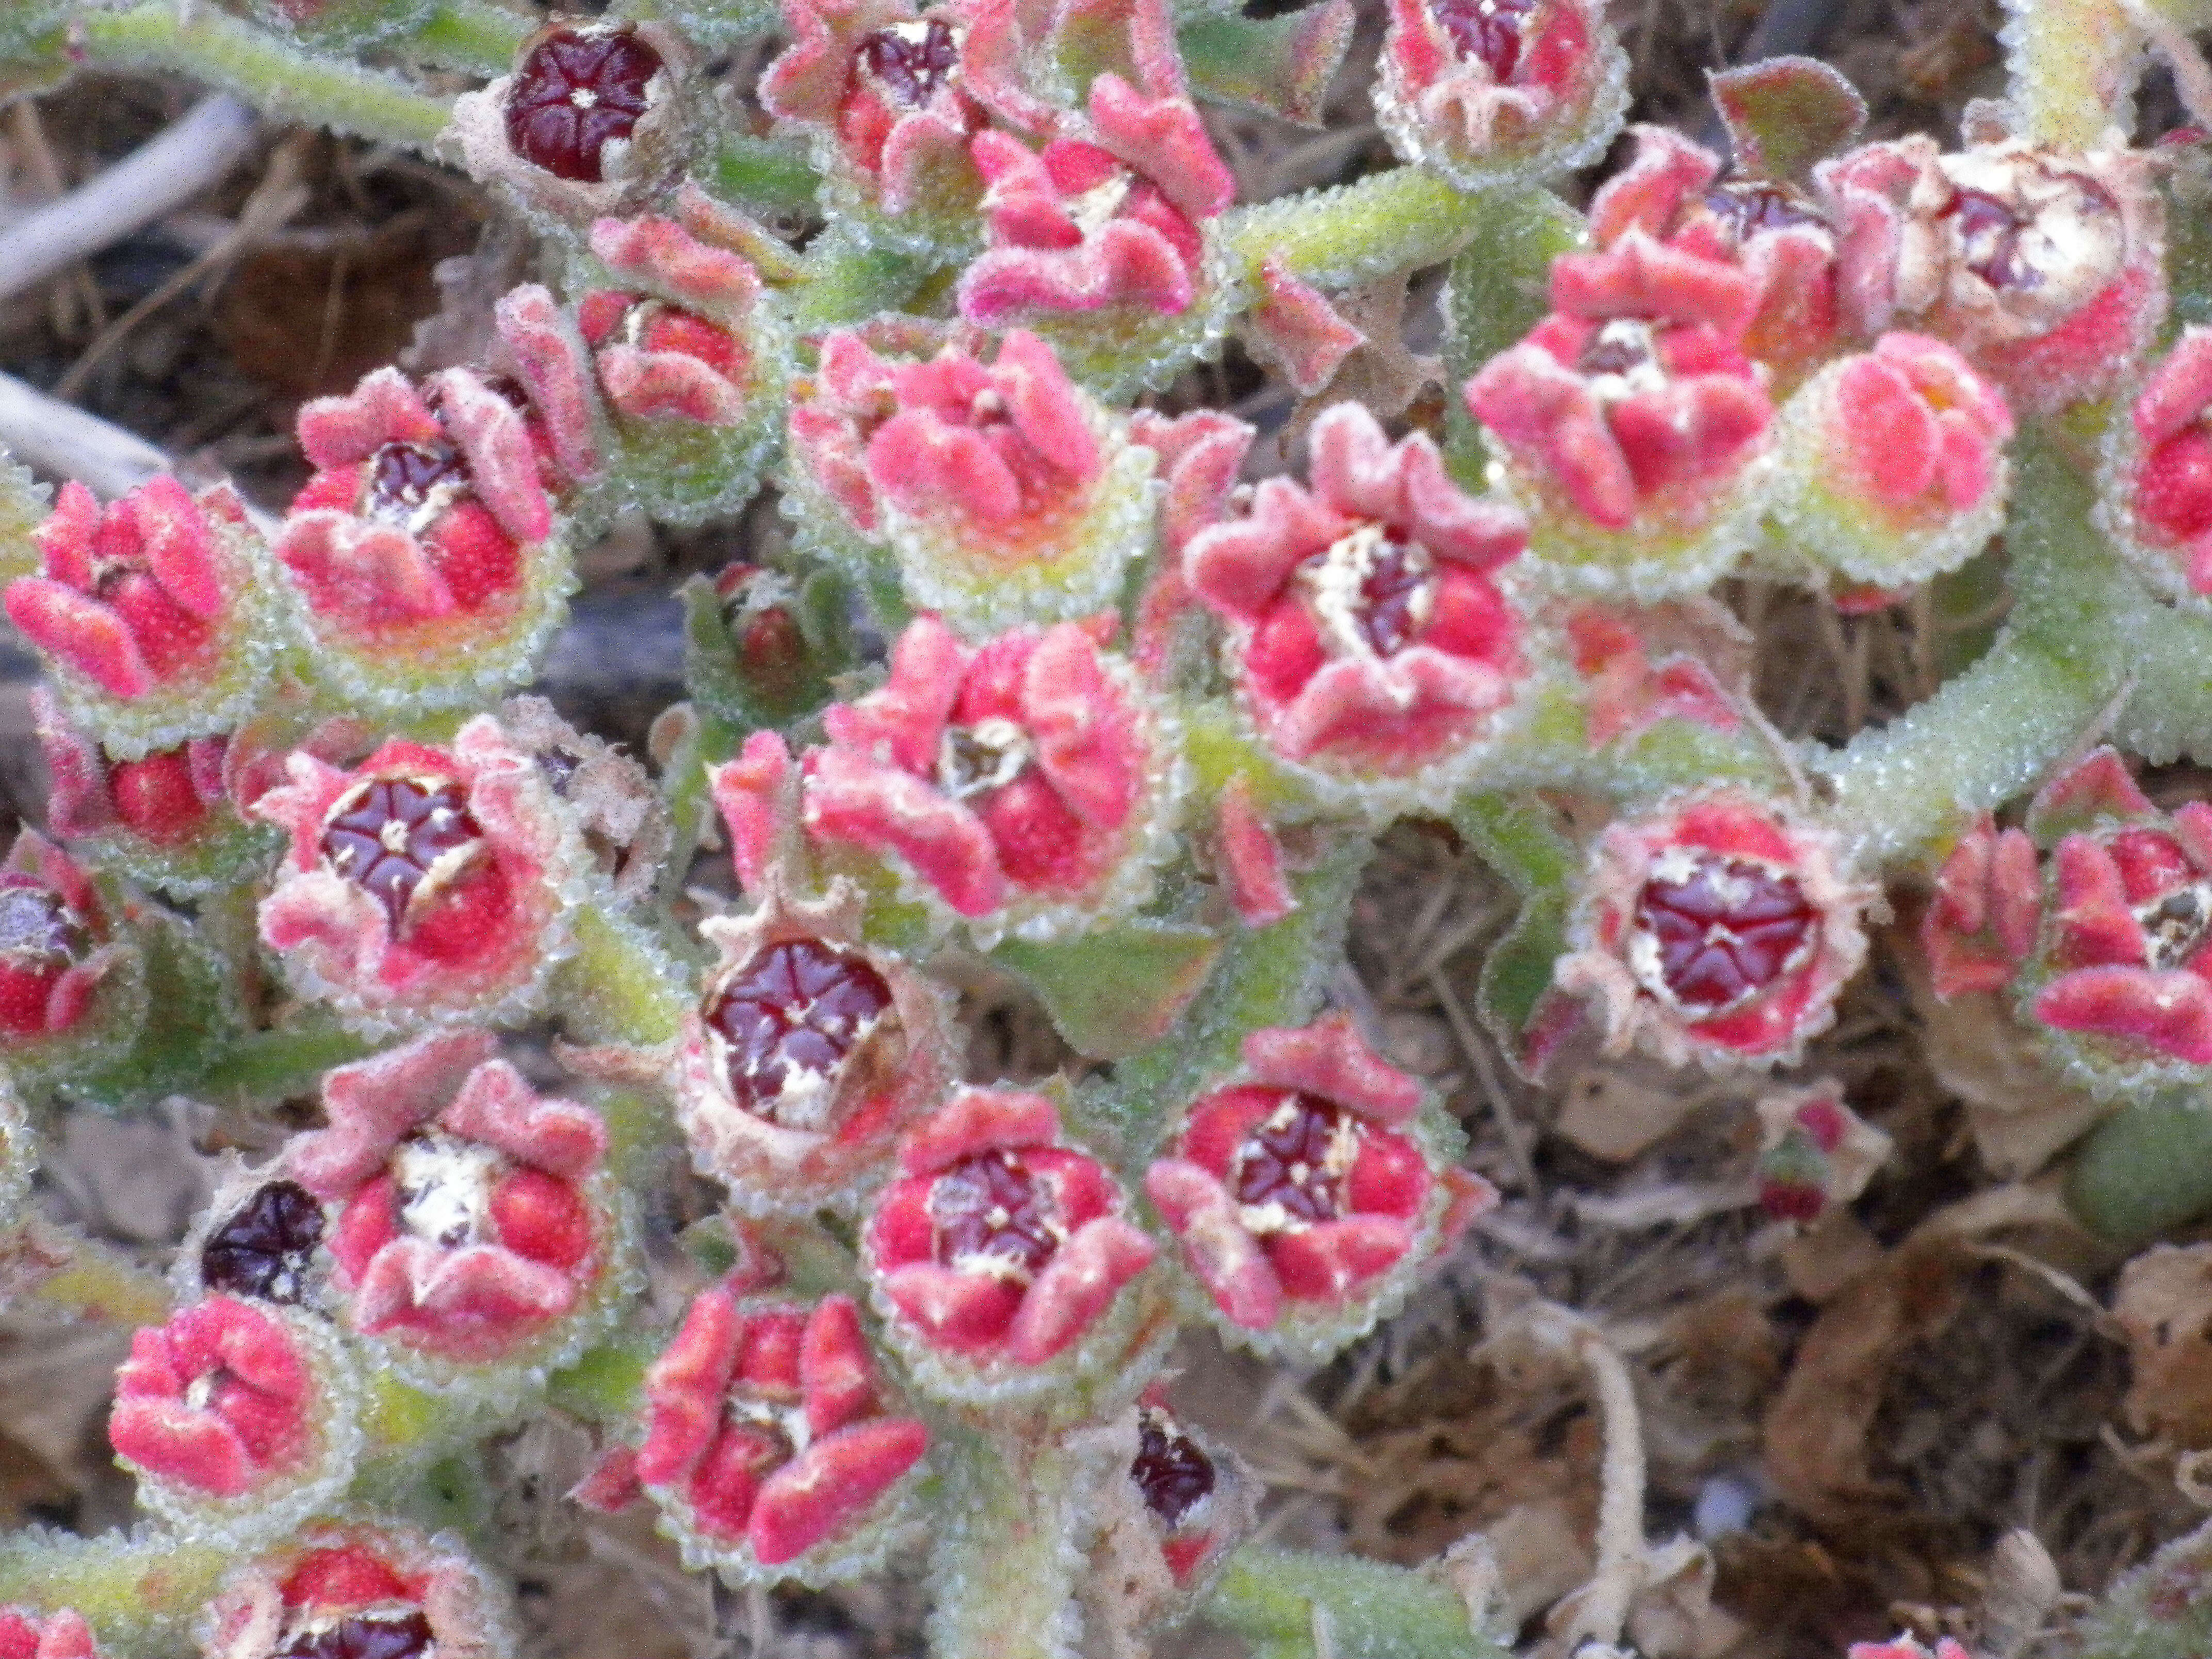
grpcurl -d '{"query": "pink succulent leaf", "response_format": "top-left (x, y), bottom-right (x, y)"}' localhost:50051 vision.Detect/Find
top-left (570, 1444), bottom-right (644, 1512)
top-left (494, 284), bottom-right (607, 485)
top-left (1020, 622), bottom-right (1144, 827)
top-left (896, 1085), bottom-right (1061, 1176)
top-left (270, 514), bottom-right (458, 625)
top-left (800, 1294), bottom-right (880, 1437)
top-left (1921, 817), bottom-right (2042, 999)
top-left (1243, 1012), bottom-right (1423, 1124)
top-left (427, 367), bottom-right (556, 544)
top-left (864, 330), bottom-right (1102, 530)
top-left (958, 83), bottom-right (1232, 324)
top-left (5, 581), bottom-right (152, 698)
top-left (1266, 1214), bottom-right (1415, 1300)
top-left (2026, 745), bottom-right (2157, 843)
top-left (1131, 408), bottom-right (1255, 559)
top-left (709, 730), bottom-right (801, 897)
top-left (1434, 1165), bottom-right (1499, 1251)
top-left (0, 1608), bottom-right (101, 1659)
top-left (1549, 231), bottom-right (1762, 338)
top-left (288, 1030), bottom-right (500, 1200)
top-left (1709, 56), bottom-right (1867, 183)
top-left (759, 0), bottom-right (907, 122)
top-left (596, 344), bottom-right (751, 425)
top-left (350, 1238), bottom-right (581, 1333)
top-left (804, 744), bottom-right (1009, 917)
top-left (1216, 776), bottom-right (1296, 926)
top-left (2046, 835), bottom-right (2148, 968)
top-left (1086, 73), bottom-right (1236, 223)
top-left (1586, 123), bottom-right (1723, 246)
top-left (750, 1418), bottom-right (931, 1564)
top-left (2038, 965), bottom-right (2212, 1063)
top-left (1143, 1158), bottom-right (1282, 1329)
top-left (438, 1058), bottom-right (608, 1180)
top-left (588, 214), bottom-right (763, 323)
top-left (1184, 477), bottom-right (1353, 622)
top-left (1004, 1215), bottom-right (1155, 1363)
top-left (295, 367), bottom-right (444, 470)
top-left (2118, 327), bottom-right (2212, 591)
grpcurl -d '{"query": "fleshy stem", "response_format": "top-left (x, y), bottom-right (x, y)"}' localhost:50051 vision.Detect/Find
top-left (2000, 0), bottom-right (2148, 149)
top-left (0, 1526), bottom-right (228, 1645)
top-left (1223, 168), bottom-right (1492, 294)
top-left (925, 1423), bottom-right (1084, 1659)
top-left (405, 0), bottom-right (535, 73)
top-left (3, 1216), bottom-right (172, 1326)
top-left (554, 906), bottom-right (692, 1049)
top-left (1814, 425), bottom-right (2131, 868)
top-left (1206, 1547), bottom-right (1511, 1659)
top-left (73, 5), bottom-right (454, 153)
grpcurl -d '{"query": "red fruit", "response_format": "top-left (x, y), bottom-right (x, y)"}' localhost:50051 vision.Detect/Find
top-left (505, 27), bottom-right (662, 182)
top-left (703, 938), bottom-right (896, 1124)
top-left (1132, 1404), bottom-right (1215, 1526)
top-left (852, 19), bottom-right (960, 106)
top-left (1629, 853), bottom-right (1819, 1015)
top-left (1426, 0), bottom-right (1539, 78)
top-left (316, 774), bottom-right (487, 937)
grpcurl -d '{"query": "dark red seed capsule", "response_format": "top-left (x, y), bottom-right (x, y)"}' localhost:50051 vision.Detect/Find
top-left (705, 938), bottom-right (896, 1123)
top-left (1426, 0), bottom-right (1539, 80)
top-left (931, 1148), bottom-right (1061, 1281)
top-left (505, 28), bottom-right (663, 183)
top-left (201, 1180), bottom-right (326, 1304)
top-left (1631, 854), bottom-right (1818, 1014)
top-left (317, 775), bottom-right (486, 937)
top-left (1229, 1094), bottom-right (1357, 1227)
top-left (1132, 1407), bottom-right (1215, 1526)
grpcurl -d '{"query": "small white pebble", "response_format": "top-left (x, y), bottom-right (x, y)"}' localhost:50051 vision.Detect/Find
top-left (1694, 1473), bottom-right (1758, 1539)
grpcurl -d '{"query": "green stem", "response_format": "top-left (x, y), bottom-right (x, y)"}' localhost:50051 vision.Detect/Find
top-left (2002, 0), bottom-right (2145, 149)
top-left (713, 132), bottom-right (825, 218)
top-left (551, 905), bottom-right (694, 1047)
top-left (1206, 1548), bottom-right (1507, 1659)
top-left (1223, 168), bottom-right (1502, 293)
top-left (404, 0), bottom-right (532, 73)
top-left (617, 0), bottom-right (785, 46)
top-left (0, 1526), bottom-right (232, 1643)
top-left (199, 1014), bottom-right (375, 1104)
top-left (78, 6), bottom-right (454, 152)
top-left (787, 229), bottom-right (939, 332)
top-left (1816, 427), bottom-right (2127, 868)
top-left (926, 1426), bottom-right (1084, 1659)
top-left (0, 1527), bottom-right (228, 1644)
top-left (6, 1217), bottom-right (172, 1327)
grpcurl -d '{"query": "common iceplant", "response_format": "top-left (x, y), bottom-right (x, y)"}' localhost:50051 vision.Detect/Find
top-left (7, 0), bottom-right (2212, 1651)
